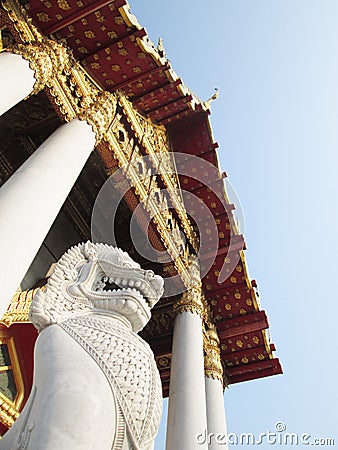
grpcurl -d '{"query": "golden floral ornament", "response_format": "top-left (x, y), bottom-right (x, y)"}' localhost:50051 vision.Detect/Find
top-left (78, 91), bottom-right (117, 143)
top-left (173, 285), bottom-right (206, 317)
top-left (114, 16), bottom-right (124, 25)
top-left (107, 30), bottom-right (117, 39)
top-left (36, 12), bottom-right (51, 23)
top-left (10, 42), bottom-right (53, 94)
top-left (78, 46), bottom-right (88, 54)
top-left (9, 38), bottom-right (69, 95)
top-left (57, 0), bottom-right (70, 10)
top-left (84, 30), bottom-right (95, 39)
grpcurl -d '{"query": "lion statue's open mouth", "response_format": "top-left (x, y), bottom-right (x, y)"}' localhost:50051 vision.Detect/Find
top-left (30, 242), bottom-right (164, 332)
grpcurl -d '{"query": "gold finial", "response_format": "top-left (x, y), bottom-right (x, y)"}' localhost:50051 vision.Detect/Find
top-left (203, 87), bottom-right (219, 110)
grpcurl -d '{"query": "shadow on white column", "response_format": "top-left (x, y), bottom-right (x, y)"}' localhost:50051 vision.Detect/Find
top-left (0, 119), bottom-right (96, 316)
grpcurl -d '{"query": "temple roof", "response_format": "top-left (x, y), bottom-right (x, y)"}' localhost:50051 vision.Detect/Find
top-left (27, 0), bottom-right (204, 124)
top-left (1, 0), bottom-right (282, 392)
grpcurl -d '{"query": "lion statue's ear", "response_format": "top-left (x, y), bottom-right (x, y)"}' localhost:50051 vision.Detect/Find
top-left (29, 288), bottom-right (53, 332)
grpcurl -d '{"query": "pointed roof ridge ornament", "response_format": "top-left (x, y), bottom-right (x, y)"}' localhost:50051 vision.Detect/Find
top-left (157, 37), bottom-right (166, 57)
top-left (203, 87), bottom-right (219, 110)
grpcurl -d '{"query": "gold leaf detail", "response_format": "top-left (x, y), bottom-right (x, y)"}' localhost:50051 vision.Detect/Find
top-left (57, 0), bottom-right (70, 10)
top-left (107, 31), bottom-right (117, 39)
top-left (84, 30), bottom-right (95, 39)
top-left (36, 12), bottom-right (51, 22)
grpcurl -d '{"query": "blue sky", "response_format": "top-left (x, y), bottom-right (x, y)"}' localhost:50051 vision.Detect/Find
top-left (130, 1), bottom-right (338, 448)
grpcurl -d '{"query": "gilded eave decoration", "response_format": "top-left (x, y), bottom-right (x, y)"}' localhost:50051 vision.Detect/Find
top-left (0, 0), bottom-right (201, 295)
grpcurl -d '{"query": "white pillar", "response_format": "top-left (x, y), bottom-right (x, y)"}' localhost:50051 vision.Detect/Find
top-left (0, 52), bottom-right (36, 116)
top-left (0, 119), bottom-right (95, 316)
top-left (205, 377), bottom-right (228, 450)
top-left (166, 311), bottom-right (208, 450)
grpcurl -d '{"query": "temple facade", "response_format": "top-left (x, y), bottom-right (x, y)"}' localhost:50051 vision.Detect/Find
top-left (0, 0), bottom-right (282, 448)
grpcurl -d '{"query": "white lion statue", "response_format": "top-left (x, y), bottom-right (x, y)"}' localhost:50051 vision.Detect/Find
top-left (0, 242), bottom-right (164, 450)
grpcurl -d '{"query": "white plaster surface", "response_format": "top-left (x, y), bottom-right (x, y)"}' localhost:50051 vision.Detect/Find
top-left (0, 52), bottom-right (35, 116)
top-left (166, 311), bottom-right (208, 450)
top-left (0, 324), bottom-right (116, 450)
top-left (0, 119), bottom-right (95, 315)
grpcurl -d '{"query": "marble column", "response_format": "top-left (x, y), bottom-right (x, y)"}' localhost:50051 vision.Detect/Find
top-left (0, 52), bottom-right (36, 116)
top-left (204, 324), bottom-right (228, 450)
top-left (166, 289), bottom-right (208, 450)
top-left (0, 119), bottom-right (96, 316)
top-left (205, 377), bottom-right (228, 450)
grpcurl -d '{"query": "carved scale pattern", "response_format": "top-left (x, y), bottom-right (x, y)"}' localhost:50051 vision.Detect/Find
top-left (60, 315), bottom-right (162, 450)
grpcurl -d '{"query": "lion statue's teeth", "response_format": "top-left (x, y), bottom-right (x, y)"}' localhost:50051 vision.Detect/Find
top-left (30, 241), bottom-right (164, 333)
